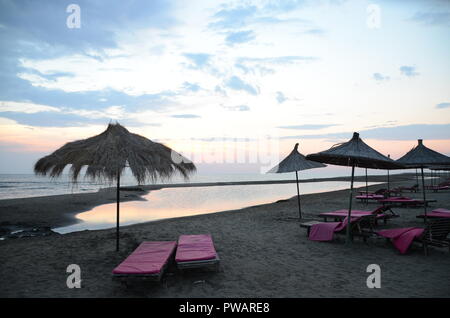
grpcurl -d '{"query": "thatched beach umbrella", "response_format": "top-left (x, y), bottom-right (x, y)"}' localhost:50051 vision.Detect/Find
top-left (306, 132), bottom-right (403, 243)
top-left (267, 143), bottom-right (326, 219)
top-left (34, 123), bottom-right (196, 251)
top-left (396, 139), bottom-right (450, 222)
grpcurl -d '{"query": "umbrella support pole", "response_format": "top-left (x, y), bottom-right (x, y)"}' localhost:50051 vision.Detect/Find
top-left (416, 169), bottom-right (419, 192)
top-left (116, 172), bottom-right (120, 251)
top-left (421, 167), bottom-right (427, 223)
top-left (295, 171), bottom-right (302, 219)
top-left (365, 168), bottom-right (368, 205)
top-left (387, 170), bottom-right (390, 196)
top-left (346, 164), bottom-right (355, 244)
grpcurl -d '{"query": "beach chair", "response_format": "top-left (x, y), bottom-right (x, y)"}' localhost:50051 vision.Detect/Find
top-left (431, 185), bottom-right (450, 192)
top-left (417, 218), bottom-right (450, 255)
top-left (396, 184), bottom-right (419, 193)
top-left (361, 188), bottom-right (389, 196)
top-left (358, 190), bottom-right (375, 195)
top-left (427, 181), bottom-right (450, 191)
top-left (384, 189), bottom-right (402, 197)
top-left (355, 194), bottom-right (385, 203)
top-left (377, 219), bottom-right (450, 255)
top-left (416, 208), bottom-right (450, 220)
top-left (378, 196), bottom-right (436, 207)
top-left (374, 189), bottom-right (388, 195)
top-left (175, 234), bottom-right (220, 271)
top-left (318, 206), bottom-right (398, 224)
top-left (112, 241), bottom-right (177, 283)
top-left (301, 214), bottom-right (377, 242)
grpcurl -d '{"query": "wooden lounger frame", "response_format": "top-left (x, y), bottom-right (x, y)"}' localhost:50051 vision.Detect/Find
top-left (176, 254), bottom-right (221, 271)
top-left (414, 218), bottom-right (450, 255)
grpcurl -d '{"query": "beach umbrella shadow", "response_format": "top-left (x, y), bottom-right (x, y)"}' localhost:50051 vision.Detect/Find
top-left (34, 122), bottom-right (196, 251)
top-left (306, 132), bottom-right (403, 244)
top-left (267, 143), bottom-right (326, 220)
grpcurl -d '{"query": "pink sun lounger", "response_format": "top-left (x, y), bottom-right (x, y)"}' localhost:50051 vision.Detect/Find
top-left (376, 228), bottom-right (425, 254)
top-left (320, 209), bottom-right (374, 219)
top-left (112, 241), bottom-right (177, 281)
top-left (378, 197), bottom-right (435, 207)
top-left (376, 218), bottom-right (450, 255)
top-left (431, 185), bottom-right (450, 192)
top-left (307, 215), bottom-right (377, 242)
top-left (355, 194), bottom-right (384, 202)
top-left (417, 208), bottom-right (450, 219)
top-left (308, 217), bottom-right (358, 241)
top-left (318, 206), bottom-right (398, 223)
top-left (175, 234), bottom-right (220, 270)
top-left (433, 208), bottom-right (450, 214)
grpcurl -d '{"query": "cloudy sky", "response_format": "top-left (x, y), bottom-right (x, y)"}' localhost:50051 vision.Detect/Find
top-left (0, 0), bottom-right (449, 174)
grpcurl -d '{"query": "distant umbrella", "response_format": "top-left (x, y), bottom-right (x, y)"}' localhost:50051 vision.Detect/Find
top-left (267, 143), bottom-right (326, 219)
top-left (396, 139), bottom-right (450, 222)
top-left (34, 123), bottom-right (196, 251)
top-left (306, 132), bottom-right (403, 243)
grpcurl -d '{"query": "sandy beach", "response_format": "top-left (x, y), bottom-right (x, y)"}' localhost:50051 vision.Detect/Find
top-left (0, 174), bottom-right (449, 298)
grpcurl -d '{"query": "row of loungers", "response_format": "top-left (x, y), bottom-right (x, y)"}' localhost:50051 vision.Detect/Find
top-left (426, 181), bottom-right (450, 192)
top-left (355, 186), bottom-right (418, 203)
top-left (379, 197), bottom-right (436, 207)
top-left (301, 207), bottom-right (450, 255)
top-left (112, 234), bottom-right (220, 283)
top-left (355, 194), bottom-right (436, 207)
top-left (416, 208), bottom-right (450, 219)
top-left (318, 206), bottom-right (398, 224)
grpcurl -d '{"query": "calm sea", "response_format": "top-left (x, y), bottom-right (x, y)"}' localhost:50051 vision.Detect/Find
top-left (0, 167), bottom-right (394, 200)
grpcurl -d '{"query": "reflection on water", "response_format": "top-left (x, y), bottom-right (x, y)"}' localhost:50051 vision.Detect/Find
top-left (54, 181), bottom-right (379, 234)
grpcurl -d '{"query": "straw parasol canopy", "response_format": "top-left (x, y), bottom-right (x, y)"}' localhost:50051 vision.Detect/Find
top-left (34, 123), bottom-right (196, 250)
top-left (267, 143), bottom-right (326, 219)
top-left (396, 139), bottom-right (450, 222)
top-left (306, 132), bottom-right (403, 170)
top-left (396, 139), bottom-right (450, 167)
top-left (306, 132), bottom-right (403, 243)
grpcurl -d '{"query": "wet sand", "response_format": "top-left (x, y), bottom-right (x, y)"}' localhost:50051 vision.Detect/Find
top-left (0, 174), bottom-right (449, 297)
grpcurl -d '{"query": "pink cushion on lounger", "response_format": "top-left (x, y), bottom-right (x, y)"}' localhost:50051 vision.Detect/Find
top-left (433, 208), bottom-right (450, 214)
top-left (355, 195), bottom-right (384, 200)
top-left (380, 197), bottom-right (416, 202)
top-left (424, 212), bottom-right (450, 218)
top-left (320, 209), bottom-right (371, 217)
top-left (175, 234), bottom-right (217, 262)
top-left (320, 207), bottom-right (385, 217)
top-left (309, 216), bottom-right (360, 241)
top-left (376, 228), bottom-right (424, 254)
top-left (112, 241), bottom-right (177, 275)
top-left (420, 209), bottom-right (450, 218)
